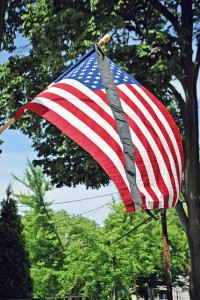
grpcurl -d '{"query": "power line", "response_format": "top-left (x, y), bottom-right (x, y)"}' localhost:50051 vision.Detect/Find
top-left (50, 201), bottom-right (115, 225)
top-left (78, 202), bottom-right (112, 216)
top-left (17, 192), bottom-right (118, 208)
top-left (86, 195), bottom-right (119, 218)
top-left (110, 209), bottom-right (160, 245)
top-left (52, 192), bottom-right (118, 205)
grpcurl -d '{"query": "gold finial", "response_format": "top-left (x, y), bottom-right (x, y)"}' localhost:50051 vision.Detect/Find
top-left (98, 34), bottom-right (111, 47)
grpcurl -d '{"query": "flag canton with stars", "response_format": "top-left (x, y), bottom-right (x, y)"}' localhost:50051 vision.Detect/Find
top-left (63, 52), bottom-right (141, 91)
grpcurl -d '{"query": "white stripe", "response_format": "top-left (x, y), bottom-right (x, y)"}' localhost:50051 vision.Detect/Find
top-left (101, 88), bottom-right (174, 206)
top-left (124, 100), bottom-right (174, 206)
top-left (32, 97), bottom-right (131, 193)
top-left (51, 80), bottom-right (166, 206)
top-left (45, 85), bottom-right (123, 149)
top-left (130, 128), bottom-right (163, 202)
top-left (59, 79), bottom-right (115, 118)
top-left (119, 84), bottom-right (179, 199)
top-left (132, 84), bottom-right (182, 180)
top-left (135, 166), bottom-right (155, 209)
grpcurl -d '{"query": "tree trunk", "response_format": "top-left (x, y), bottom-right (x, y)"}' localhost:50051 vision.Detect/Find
top-left (187, 205), bottom-right (200, 299)
top-left (181, 79), bottom-right (200, 299)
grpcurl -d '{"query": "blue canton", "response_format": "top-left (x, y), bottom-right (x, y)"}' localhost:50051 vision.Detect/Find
top-left (63, 52), bottom-right (141, 91)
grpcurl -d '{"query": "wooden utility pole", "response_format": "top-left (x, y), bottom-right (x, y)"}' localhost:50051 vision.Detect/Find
top-left (113, 256), bottom-right (117, 299)
top-left (161, 209), bottom-right (173, 300)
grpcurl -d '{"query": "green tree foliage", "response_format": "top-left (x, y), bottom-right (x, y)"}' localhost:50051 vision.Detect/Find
top-left (104, 201), bottom-right (190, 299)
top-left (13, 160), bottom-right (66, 297)
top-left (0, 184), bottom-right (33, 299)
top-left (51, 200), bottom-right (190, 299)
top-left (1, 0), bottom-right (200, 297)
top-left (12, 161), bottom-right (189, 299)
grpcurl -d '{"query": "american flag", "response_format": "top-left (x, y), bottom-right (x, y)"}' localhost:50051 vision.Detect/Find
top-left (14, 50), bottom-right (184, 213)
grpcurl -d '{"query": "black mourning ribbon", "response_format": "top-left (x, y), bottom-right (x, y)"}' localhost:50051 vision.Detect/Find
top-left (94, 42), bottom-right (143, 208)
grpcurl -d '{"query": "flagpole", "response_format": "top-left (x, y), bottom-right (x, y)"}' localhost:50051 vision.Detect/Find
top-left (0, 117), bottom-right (15, 134)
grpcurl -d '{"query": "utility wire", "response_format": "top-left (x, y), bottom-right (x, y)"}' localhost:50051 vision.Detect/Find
top-left (86, 195), bottom-right (119, 218)
top-left (52, 192), bottom-right (118, 205)
top-left (17, 192), bottom-right (118, 208)
top-left (53, 201), bottom-right (113, 224)
top-left (78, 202), bottom-right (112, 216)
top-left (110, 209), bottom-right (160, 245)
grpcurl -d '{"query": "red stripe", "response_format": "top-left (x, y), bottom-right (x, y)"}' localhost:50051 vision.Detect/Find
top-left (37, 90), bottom-right (126, 168)
top-left (128, 84), bottom-right (182, 189)
top-left (141, 86), bottom-right (184, 171)
top-left (93, 89), bottom-right (160, 208)
top-left (134, 86), bottom-right (182, 206)
top-left (92, 87), bottom-right (171, 208)
top-left (117, 86), bottom-right (177, 207)
top-left (134, 145), bottom-right (161, 209)
top-left (125, 113), bottom-right (171, 208)
top-left (94, 88), bottom-right (166, 208)
top-left (94, 89), bottom-right (110, 105)
top-left (38, 82), bottom-right (119, 134)
top-left (22, 101), bottom-right (136, 212)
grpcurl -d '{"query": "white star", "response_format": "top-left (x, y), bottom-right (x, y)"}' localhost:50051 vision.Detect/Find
top-left (84, 80), bottom-right (89, 83)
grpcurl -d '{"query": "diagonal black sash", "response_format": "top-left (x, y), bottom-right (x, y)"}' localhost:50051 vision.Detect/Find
top-left (94, 43), bottom-right (142, 208)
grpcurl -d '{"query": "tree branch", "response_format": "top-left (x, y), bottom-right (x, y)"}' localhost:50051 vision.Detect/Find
top-left (132, 16), bottom-right (146, 39)
top-left (0, 0), bottom-right (8, 51)
top-left (175, 200), bottom-right (188, 235)
top-left (123, 19), bottom-right (145, 40)
top-left (168, 83), bottom-right (186, 127)
top-left (42, 201), bottom-right (66, 255)
top-left (151, 0), bottom-right (179, 28)
top-left (193, 40), bottom-right (200, 84)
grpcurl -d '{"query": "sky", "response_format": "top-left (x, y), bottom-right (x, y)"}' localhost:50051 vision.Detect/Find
top-left (0, 129), bottom-right (118, 225)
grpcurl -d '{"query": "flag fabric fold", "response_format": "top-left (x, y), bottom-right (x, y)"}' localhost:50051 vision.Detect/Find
top-left (13, 45), bottom-right (184, 213)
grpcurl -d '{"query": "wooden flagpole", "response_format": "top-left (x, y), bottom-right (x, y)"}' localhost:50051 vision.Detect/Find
top-left (0, 117), bottom-right (16, 134)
